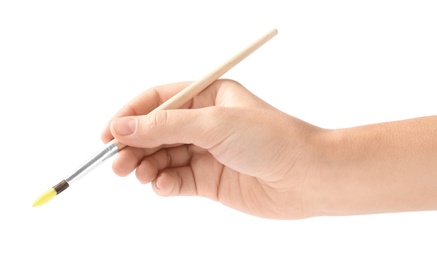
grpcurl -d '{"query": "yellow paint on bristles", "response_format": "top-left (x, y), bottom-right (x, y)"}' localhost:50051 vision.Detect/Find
top-left (32, 188), bottom-right (57, 207)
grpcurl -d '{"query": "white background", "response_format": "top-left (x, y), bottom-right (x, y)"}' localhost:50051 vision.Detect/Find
top-left (1, 1), bottom-right (436, 259)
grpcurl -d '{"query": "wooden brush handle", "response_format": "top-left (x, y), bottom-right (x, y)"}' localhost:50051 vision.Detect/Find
top-left (113, 28), bottom-right (278, 151)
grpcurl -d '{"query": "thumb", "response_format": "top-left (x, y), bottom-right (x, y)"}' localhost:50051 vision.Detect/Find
top-left (110, 107), bottom-right (234, 149)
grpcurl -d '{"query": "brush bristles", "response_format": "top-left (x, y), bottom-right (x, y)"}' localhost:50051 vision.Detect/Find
top-left (32, 180), bottom-right (70, 207)
top-left (32, 188), bottom-right (57, 207)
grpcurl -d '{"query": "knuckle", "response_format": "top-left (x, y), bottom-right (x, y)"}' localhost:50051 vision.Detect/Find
top-left (147, 110), bottom-right (169, 128)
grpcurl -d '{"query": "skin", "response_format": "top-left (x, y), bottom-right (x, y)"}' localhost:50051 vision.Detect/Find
top-left (101, 79), bottom-right (437, 219)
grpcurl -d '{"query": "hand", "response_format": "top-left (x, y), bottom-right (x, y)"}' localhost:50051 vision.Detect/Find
top-left (101, 79), bottom-right (322, 219)
top-left (102, 79), bottom-right (437, 219)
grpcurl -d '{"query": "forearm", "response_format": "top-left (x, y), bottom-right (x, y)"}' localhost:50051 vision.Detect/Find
top-left (311, 116), bottom-right (437, 216)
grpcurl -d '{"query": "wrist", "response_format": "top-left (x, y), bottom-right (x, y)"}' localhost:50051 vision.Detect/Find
top-left (304, 128), bottom-right (353, 217)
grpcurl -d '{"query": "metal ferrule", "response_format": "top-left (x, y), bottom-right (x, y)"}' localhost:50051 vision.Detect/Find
top-left (65, 141), bottom-right (119, 184)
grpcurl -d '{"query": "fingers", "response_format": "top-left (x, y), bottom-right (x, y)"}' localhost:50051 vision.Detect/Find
top-left (152, 168), bottom-right (198, 197)
top-left (112, 147), bottom-right (145, 177)
top-left (110, 106), bottom-right (234, 150)
top-left (134, 145), bottom-right (223, 199)
top-left (111, 146), bottom-right (160, 177)
top-left (101, 79), bottom-right (262, 144)
top-left (135, 145), bottom-right (192, 184)
top-left (136, 146), bottom-right (199, 197)
top-left (101, 81), bottom-right (193, 143)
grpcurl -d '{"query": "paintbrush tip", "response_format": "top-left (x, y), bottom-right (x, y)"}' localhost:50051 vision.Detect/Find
top-left (32, 180), bottom-right (70, 207)
top-left (32, 188), bottom-right (57, 207)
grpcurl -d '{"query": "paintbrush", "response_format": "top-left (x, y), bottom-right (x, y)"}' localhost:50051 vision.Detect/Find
top-left (32, 28), bottom-right (278, 207)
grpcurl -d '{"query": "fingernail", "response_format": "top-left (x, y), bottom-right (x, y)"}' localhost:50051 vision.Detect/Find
top-left (112, 118), bottom-right (136, 136)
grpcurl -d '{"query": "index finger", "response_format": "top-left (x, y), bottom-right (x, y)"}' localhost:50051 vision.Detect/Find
top-left (101, 81), bottom-right (193, 143)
